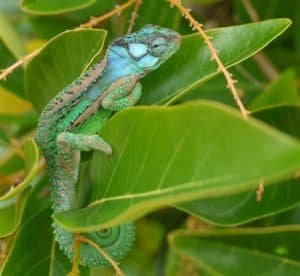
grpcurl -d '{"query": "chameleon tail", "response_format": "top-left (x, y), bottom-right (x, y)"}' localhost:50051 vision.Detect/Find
top-left (53, 222), bottom-right (135, 266)
top-left (49, 142), bottom-right (135, 266)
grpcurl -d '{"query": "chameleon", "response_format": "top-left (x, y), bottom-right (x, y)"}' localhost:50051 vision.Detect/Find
top-left (35, 25), bottom-right (181, 267)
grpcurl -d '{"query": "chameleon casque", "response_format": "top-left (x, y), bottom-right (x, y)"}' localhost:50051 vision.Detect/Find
top-left (36, 25), bottom-right (180, 267)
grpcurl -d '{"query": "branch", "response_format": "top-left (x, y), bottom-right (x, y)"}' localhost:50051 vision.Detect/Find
top-left (127, 0), bottom-right (143, 34)
top-left (76, 235), bottom-right (125, 276)
top-left (168, 0), bottom-right (249, 118)
top-left (80, 0), bottom-right (137, 29)
top-left (0, 50), bottom-right (39, 81)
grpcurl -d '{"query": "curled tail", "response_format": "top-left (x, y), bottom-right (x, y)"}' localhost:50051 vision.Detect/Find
top-left (53, 222), bottom-right (135, 266)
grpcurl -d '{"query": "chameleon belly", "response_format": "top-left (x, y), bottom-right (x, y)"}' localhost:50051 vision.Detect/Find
top-left (35, 25), bottom-right (180, 267)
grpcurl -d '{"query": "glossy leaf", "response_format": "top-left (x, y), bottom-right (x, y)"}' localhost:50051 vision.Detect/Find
top-left (0, 176), bottom-right (90, 276)
top-left (140, 18), bottom-right (291, 105)
top-left (54, 101), bottom-right (300, 231)
top-left (177, 178), bottom-right (300, 226)
top-left (0, 12), bottom-right (26, 58)
top-left (250, 69), bottom-right (300, 110)
top-left (169, 227), bottom-right (300, 275)
top-left (26, 29), bottom-right (107, 113)
top-left (21, 0), bottom-right (96, 15)
top-left (0, 87), bottom-right (32, 116)
top-left (0, 12), bottom-right (26, 98)
top-left (0, 139), bottom-right (39, 201)
top-left (0, 189), bottom-right (30, 237)
top-left (176, 104), bottom-right (300, 226)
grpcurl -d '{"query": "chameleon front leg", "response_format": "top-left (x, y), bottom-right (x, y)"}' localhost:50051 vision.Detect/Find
top-left (57, 132), bottom-right (113, 155)
top-left (102, 81), bottom-right (142, 111)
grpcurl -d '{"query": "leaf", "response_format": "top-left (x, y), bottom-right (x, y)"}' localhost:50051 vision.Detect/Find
top-left (250, 69), bottom-right (300, 110)
top-left (0, 86), bottom-right (32, 115)
top-left (0, 176), bottom-right (91, 276)
top-left (178, 59), bottom-right (266, 107)
top-left (133, 0), bottom-right (181, 31)
top-left (140, 18), bottom-right (291, 105)
top-left (26, 29), bottom-right (107, 113)
top-left (169, 227), bottom-right (300, 275)
top-left (175, 104), bottom-right (300, 226)
top-left (53, 101), bottom-right (300, 232)
top-left (0, 189), bottom-right (30, 237)
top-left (253, 104), bottom-right (300, 139)
top-left (176, 178), bottom-right (300, 226)
top-left (0, 12), bottom-right (26, 98)
top-left (0, 139), bottom-right (39, 201)
top-left (0, 12), bottom-right (26, 58)
top-left (21, 0), bottom-right (96, 15)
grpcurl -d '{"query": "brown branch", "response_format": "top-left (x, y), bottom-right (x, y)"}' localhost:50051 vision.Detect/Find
top-left (0, 50), bottom-right (40, 81)
top-left (240, 0), bottom-right (260, 22)
top-left (80, 0), bottom-right (137, 29)
top-left (256, 179), bottom-right (264, 202)
top-left (241, 0), bottom-right (279, 81)
top-left (127, 0), bottom-right (143, 34)
top-left (168, 0), bottom-right (249, 118)
top-left (76, 235), bottom-right (125, 276)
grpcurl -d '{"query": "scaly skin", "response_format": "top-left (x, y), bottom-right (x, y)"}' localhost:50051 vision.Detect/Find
top-left (36, 25), bottom-right (180, 267)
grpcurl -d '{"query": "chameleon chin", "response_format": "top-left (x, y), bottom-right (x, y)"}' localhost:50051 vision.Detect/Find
top-left (36, 25), bottom-right (181, 267)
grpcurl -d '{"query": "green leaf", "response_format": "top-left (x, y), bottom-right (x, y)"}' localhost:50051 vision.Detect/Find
top-left (178, 59), bottom-right (266, 107)
top-left (53, 101), bottom-right (300, 232)
top-left (253, 104), bottom-right (300, 140)
top-left (0, 189), bottom-right (30, 237)
top-left (26, 29), bottom-right (107, 113)
top-left (175, 104), bottom-right (300, 226)
top-left (133, 0), bottom-right (181, 31)
top-left (250, 69), bottom-right (300, 110)
top-left (0, 139), bottom-right (39, 201)
top-left (21, 0), bottom-right (96, 15)
top-left (0, 12), bottom-right (26, 98)
top-left (0, 87), bottom-right (32, 116)
top-left (0, 12), bottom-right (26, 58)
top-left (0, 176), bottom-right (91, 275)
top-left (176, 178), bottom-right (300, 226)
top-left (140, 18), bottom-right (292, 105)
top-left (169, 227), bottom-right (300, 275)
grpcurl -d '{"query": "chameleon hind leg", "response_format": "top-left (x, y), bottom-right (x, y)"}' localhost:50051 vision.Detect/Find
top-left (54, 132), bottom-right (134, 266)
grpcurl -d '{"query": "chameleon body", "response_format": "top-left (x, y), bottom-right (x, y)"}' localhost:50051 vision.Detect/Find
top-left (35, 25), bottom-right (180, 267)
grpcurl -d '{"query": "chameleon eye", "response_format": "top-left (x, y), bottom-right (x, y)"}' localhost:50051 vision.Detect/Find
top-left (150, 36), bottom-right (167, 56)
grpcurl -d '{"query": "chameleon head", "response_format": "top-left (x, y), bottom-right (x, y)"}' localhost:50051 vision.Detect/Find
top-left (111, 24), bottom-right (181, 73)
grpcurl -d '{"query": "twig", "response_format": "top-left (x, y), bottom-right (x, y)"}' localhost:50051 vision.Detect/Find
top-left (80, 0), bottom-right (137, 29)
top-left (168, 0), bottom-right (249, 118)
top-left (127, 0), bottom-right (143, 34)
top-left (67, 236), bottom-right (81, 276)
top-left (241, 0), bottom-right (279, 81)
top-left (76, 235), bottom-right (125, 276)
top-left (0, 50), bottom-right (39, 81)
top-left (240, 0), bottom-right (260, 22)
top-left (256, 179), bottom-right (264, 202)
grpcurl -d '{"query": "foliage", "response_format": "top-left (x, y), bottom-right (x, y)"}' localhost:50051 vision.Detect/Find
top-left (0, 0), bottom-right (300, 275)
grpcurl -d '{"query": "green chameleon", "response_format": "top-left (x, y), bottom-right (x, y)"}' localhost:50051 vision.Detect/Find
top-left (36, 25), bottom-right (180, 267)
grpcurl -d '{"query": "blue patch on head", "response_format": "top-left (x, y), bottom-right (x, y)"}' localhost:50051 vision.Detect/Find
top-left (138, 54), bottom-right (159, 69)
top-left (128, 43), bottom-right (148, 59)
